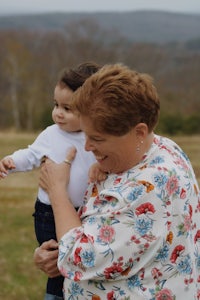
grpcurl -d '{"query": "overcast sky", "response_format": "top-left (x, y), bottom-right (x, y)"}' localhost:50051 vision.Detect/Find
top-left (0, 0), bottom-right (200, 15)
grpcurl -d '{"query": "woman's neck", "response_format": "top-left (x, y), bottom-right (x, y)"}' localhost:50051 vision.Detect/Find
top-left (133, 132), bottom-right (154, 167)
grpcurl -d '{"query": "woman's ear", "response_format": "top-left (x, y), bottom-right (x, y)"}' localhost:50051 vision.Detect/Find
top-left (135, 123), bottom-right (148, 139)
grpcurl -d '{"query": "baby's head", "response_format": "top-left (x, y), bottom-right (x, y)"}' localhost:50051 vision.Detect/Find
top-left (52, 62), bottom-right (101, 132)
top-left (58, 62), bottom-right (101, 92)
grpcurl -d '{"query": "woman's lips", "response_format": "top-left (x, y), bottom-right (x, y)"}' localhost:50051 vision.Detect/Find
top-left (95, 155), bottom-right (107, 162)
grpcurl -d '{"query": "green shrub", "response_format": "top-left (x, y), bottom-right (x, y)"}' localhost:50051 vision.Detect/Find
top-left (158, 113), bottom-right (200, 135)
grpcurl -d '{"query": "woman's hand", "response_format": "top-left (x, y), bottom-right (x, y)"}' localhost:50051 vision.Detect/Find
top-left (39, 147), bottom-right (81, 240)
top-left (33, 240), bottom-right (60, 278)
top-left (39, 147), bottom-right (77, 195)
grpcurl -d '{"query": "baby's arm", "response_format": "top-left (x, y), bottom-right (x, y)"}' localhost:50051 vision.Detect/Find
top-left (88, 162), bottom-right (107, 183)
top-left (0, 156), bottom-right (16, 179)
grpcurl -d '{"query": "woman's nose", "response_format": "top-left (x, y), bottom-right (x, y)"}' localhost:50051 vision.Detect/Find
top-left (85, 137), bottom-right (95, 152)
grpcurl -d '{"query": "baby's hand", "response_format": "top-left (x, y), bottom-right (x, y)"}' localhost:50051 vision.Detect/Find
top-left (88, 162), bottom-right (107, 183)
top-left (0, 157), bottom-right (16, 179)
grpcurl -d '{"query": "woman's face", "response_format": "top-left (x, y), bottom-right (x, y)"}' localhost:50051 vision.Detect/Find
top-left (52, 85), bottom-right (80, 132)
top-left (80, 115), bottom-right (139, 174)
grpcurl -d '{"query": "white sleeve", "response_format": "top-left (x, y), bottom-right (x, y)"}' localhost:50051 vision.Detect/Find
top-left (9, 128), bottom-right (50, 172)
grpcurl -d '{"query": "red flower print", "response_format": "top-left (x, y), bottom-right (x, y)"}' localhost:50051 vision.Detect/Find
top-left (196, 199), bottom-right (200, 213)
top-left (189, 204), bottom-right (193, 217)
top-left (151, 267), bottom-right (162, 281)
top-left (184, 278), bottom-right (189, 285)
top-left (104, 260), bottom-right (124, 279)
top-left (131, 235), bottom-right (141, 244)
top-left (107, 291), bottom-right (115, 300)
top-left (166, 221), bottom-right (172, 231)
top-left (80, 234), bottom-right (94, 243)
top-left (135, 202), bottom-right (155, 216)
top-left (139, 268), bottom-right (145, 279)
top-left (104, 196), bottom-right (114, 201)
top-left (184, 214), bottom-right (192, 231)
top-left (194, 230), bottom-right (200, 243)
top-left (81, 206), bottom-right (87, 214)
top-left (197, 289), bottom-right (200, 300)
top-left (80, 234), bottom-right (89, 243)
top-left (160, 145), bottom-right (168, 151)
top-left (166, 200), bottom-right (171, 206)
top-left (99, 225), bottom-right (115, 243)
top-left (114, 177), bottom-right (122, 185)
top-left (180, 188), bottom-right (186, 199)
top-left (170, 245), bottom-right (185, 263)
top-left (144, 242), bottom-right (150, 249)
top-left (155, 288), bottom-right (174, 300)
top-left (74, 271), bottom-right (82, 281)
top-left (94, 196), bottom-right (102, 206)
top-left (74, 247), bottom-right (82, 264)
top-left (166, 175), bottom-right (179, 196)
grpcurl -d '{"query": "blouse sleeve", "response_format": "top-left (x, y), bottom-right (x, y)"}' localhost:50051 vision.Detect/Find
top-left (57, 178), bottom-right (168, 282)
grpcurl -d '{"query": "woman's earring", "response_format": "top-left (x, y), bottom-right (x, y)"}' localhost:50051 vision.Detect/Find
top-left (136, 140), bottom-right (143, 153)
top-left (136, 144), bottom-right (140, 153)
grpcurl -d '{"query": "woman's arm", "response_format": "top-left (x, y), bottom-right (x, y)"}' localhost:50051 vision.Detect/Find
top-left (39, 147), bottom-right (81, 240)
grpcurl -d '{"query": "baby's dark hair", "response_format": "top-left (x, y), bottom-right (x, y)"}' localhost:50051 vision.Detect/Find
top-left (58, 62), bottom-right (102, 91)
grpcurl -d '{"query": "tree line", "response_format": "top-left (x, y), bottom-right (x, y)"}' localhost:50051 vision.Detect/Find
top-left (1, 19), bottom-right (200, 135)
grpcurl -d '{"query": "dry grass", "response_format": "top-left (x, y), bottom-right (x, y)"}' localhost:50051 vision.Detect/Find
top-left (0, 132), bottom-right (199, 299)
top-left (0, 132), bottom-right (46, 300)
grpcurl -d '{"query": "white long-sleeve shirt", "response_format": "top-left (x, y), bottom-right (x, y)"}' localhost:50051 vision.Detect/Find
top-left (9, 124), bottom-right (95, 206)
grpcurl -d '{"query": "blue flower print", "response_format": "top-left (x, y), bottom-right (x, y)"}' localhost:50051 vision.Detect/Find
top-left (155, 241), bottom-right (170, 263)
top-left (150, 156), bottom-right (165, 166)
top-left (88, 216), bottom-right (96, 225)
top-left (127, 185), bottom-right (144, 202)
top-left (176, 254), bottom-right (192, 275)
top-left (195, 249), bottom-right (200, 268)
top-left (68, 281), bottom-right (84, 299)
top-left (153, 172), bottom-right (168, 189)
top-left (134, 215), bottom-right (153, 236)
top-left (127, 274), bottom-right (141, 289)
top-left (80, 249), bottom-right (96, 268)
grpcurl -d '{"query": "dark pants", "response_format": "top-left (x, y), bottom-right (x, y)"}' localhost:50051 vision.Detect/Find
top-left (33, 199), bottom-right (64, 298)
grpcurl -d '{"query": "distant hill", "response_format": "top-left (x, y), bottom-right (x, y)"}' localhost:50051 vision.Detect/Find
top-left (0, 10), bottom-right (200, 44)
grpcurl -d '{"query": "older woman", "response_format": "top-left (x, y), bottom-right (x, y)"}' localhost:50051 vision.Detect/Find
top-left (36, 64), bottom-right (200, 299)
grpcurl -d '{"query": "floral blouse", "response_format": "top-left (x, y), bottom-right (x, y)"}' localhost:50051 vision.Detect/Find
top-left (58, 134), bottom-right (200, 300)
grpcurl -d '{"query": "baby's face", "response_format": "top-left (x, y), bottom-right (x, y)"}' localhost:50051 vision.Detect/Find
top-left (52, 85), bottom-right (80, 133)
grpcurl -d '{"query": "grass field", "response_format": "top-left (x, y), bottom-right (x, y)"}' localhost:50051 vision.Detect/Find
top-left (0, 132), bottom-right (199, 299)
top-left (0, 132), bottom-right (46, 300)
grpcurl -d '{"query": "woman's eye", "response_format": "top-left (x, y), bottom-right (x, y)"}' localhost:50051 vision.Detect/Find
top-left (92, 137), bottom-right (104, 142)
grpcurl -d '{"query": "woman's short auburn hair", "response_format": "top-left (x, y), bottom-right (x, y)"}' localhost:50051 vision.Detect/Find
top-left (72, 63), bottom-right (160, 135)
